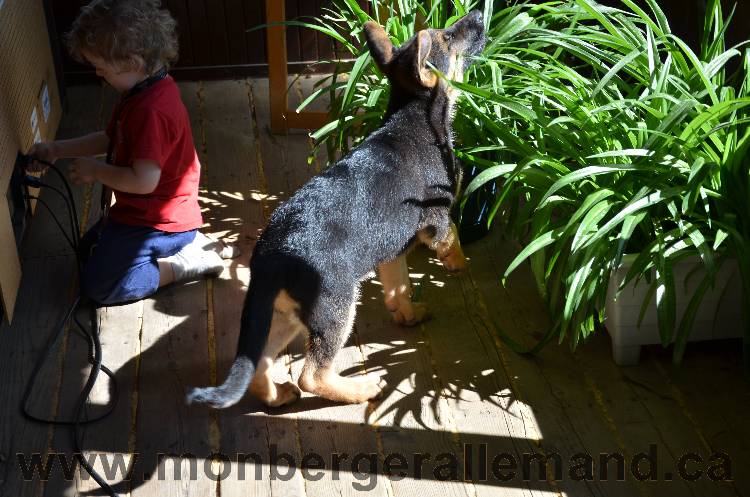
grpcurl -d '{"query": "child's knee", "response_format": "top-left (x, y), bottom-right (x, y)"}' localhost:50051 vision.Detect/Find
top-left (80, 264), bottom-right (129, 305)
top-left (80, 266), bottom-right (116, 305)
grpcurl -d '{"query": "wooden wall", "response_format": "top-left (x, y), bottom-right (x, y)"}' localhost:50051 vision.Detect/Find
top-left (0, 0), bottom-right (63, 323)
top-left (50, 0), bottom-right (749, 83)
top-left (50, 0), bottom-right (367, 82)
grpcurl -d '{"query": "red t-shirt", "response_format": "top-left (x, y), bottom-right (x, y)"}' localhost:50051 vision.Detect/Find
top-left (106, 75), bottom-right (203, 232)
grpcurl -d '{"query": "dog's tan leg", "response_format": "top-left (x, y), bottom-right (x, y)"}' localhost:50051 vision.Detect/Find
top-left (419, 221), bottom-right (467, 272)
top-left (377, 254), bottom-right (428, 326)
top-left (298, 301), bottom-right (386, 403)
top-left (248, 291), bottom-right (304, 407)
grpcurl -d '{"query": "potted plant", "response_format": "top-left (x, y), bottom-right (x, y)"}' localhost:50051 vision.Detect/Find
top-left (604, 4), bottom-right (749, 361)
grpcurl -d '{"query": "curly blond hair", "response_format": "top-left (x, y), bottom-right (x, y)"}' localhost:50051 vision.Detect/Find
top-left (66, 0), bottom-right (178, 74)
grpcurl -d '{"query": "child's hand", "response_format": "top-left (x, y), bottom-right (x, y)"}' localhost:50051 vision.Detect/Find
top-left (69, 157), bottom-right (101, 185)
top-left (27, 142), bottom-right (59, 172)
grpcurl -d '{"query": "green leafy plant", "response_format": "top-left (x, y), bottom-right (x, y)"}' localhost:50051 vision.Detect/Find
top-left (299, 0), bottom-right (750, 363)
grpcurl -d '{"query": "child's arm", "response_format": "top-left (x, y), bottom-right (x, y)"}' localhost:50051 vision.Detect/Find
top-left (69, 157), bottom-right (162, 195)
top-left (53, 131), bottom-right (110, 158)
top-left (27, 132), bottom-right (109, 170)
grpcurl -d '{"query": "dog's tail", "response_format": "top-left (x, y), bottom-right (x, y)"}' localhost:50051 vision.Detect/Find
top-left (186, 276), bottom-right (277, 409)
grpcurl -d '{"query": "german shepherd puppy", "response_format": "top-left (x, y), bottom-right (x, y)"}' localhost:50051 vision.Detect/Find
top-left (187, 11), bottom-right (486, 408)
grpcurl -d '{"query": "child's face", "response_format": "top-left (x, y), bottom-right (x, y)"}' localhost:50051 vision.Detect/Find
top-left (83, 51), bottom-right (148, 93)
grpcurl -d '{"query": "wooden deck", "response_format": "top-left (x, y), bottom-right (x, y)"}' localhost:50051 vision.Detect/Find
top-left (1, 78), bottom-right (749, 497)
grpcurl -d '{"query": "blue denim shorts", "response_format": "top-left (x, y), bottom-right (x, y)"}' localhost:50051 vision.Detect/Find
top-left (78, 219), bottom-right (196, 305)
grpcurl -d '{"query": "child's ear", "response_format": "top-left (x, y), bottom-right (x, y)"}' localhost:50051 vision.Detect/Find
top-left (363, 21), bottom-right (394, 72)
top-left (126, 55), bottom-right (147, 74)
top-left (414, 30), bottom-right (437, 88)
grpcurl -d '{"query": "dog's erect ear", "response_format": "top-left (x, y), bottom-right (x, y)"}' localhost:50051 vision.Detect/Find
top-left (363, 21), bottom-right (394, 71)
top-left (415, 30), bottom-right (437, 88)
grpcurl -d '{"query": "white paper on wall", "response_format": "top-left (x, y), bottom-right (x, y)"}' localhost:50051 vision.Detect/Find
top-left (41, 84), bottom-right (51, 122)
top-left (30, 107), bottom-right (38, 133)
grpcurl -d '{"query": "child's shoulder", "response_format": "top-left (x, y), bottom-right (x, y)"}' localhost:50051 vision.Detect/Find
top-left (130, 77), bottom-right (185, 119)
top-left (145, 76), bottom-right (181, 106)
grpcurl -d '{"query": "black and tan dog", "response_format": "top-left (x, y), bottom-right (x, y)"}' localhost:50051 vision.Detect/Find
top-left (187, 11), bottom-right (486, 408)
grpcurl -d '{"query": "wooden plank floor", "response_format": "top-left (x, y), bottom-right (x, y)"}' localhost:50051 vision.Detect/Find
top-left (1, 77), bottom-right (748, 497)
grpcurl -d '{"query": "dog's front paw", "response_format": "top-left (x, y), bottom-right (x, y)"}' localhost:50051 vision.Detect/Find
top-left (388, 301), bottom-right (429, 326)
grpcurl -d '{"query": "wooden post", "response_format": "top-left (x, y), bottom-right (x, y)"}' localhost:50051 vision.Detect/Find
top-left (265, 0), bottom-right (330, 134)
top-left (265, 0), bottom-right (288, 134)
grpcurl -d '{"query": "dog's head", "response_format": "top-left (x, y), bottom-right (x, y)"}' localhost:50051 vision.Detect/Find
top-left (363, 10), bottom-right (486, 101)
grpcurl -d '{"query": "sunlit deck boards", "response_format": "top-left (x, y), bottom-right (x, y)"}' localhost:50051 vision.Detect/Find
top-left (0, 78), bottom-right (748, 497)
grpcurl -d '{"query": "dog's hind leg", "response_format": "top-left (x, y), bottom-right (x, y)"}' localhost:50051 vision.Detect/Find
top-left (298, 288), bottom-right (386, 403)
top-left (248, 291), bottom-right (304, 407)
top-left (419, 216), bottom-right (467, 273)
top-left (377, 254), bottom-right (428, 326)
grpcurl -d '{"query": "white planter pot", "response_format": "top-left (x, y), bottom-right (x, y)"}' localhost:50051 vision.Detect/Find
top-left (605, 255), bottom-right (742, 365)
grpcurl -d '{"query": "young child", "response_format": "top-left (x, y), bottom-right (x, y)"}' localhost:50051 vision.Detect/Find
top-left (28, 0), bottom-right (236, 305)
